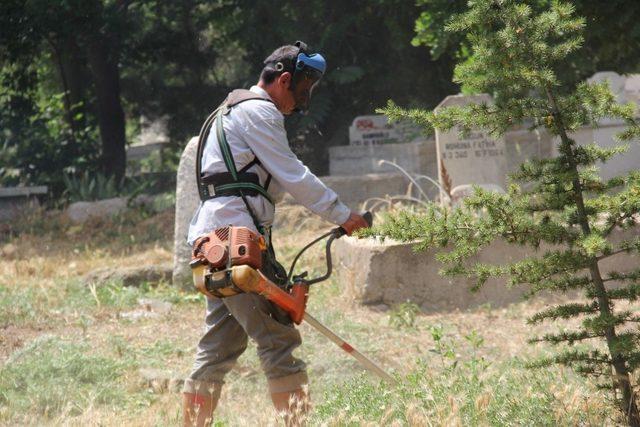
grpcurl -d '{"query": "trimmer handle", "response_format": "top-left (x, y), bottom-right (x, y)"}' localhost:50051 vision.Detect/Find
top-left (363, 211), bottom-right (373, 227)
top-left (335, 211), bottom-right (373, 238)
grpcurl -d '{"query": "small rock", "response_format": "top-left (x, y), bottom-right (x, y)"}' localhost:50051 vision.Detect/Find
top-left (137, 298), bottom-right (173, 314)
top-left (120, 310), bottom-right (160, 321)
top-left (65, 197), bottom-right (128, 224)
top-left (370, 303), bottom-right (390, 312)
top-left (64, 194), bottom-right (166, 224)
top-left (1, 243), bottom-right (17, 258)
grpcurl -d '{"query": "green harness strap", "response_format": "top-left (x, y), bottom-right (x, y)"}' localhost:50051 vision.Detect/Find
top-left (214, 107), bottom-right (274, 205)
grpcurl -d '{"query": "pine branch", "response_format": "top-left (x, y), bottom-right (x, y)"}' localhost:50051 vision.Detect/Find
top-left (604, 270), bottom-right (640, 283)
top-left (507, 249), bottom-right (591, 285)
top-left (582, 312), bottom-right (634, 335)
top-left (590, 283), bottom-right (640, 302)
top-left (529, 330), bottom-right (604, 345)
top-left (524, 274), bottom-right (592, 296)
top-left (527, 348), bottom-right (611, 369)
top-left (528, 302), bottom-right (598, 324)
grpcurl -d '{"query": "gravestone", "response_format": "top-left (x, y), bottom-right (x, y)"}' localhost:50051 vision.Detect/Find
top-left (434, 94), bottom-right (508, 203)
top-left (172, 137), bottom-right (199, 288)
top-left (588, 71), bottom-right (628, 106)
top-left (331, 114), bottom-right (436, 197)
top-left (624, 75), bottom-right (640, 104)
top-left (570, 72), bottom-right (640, 181)
top-left (329, 140), bottom-right (437, 178)
top-left (126, 116), bottom-right (171, 176)
top-left (348, 114), bottom-right (422, 146)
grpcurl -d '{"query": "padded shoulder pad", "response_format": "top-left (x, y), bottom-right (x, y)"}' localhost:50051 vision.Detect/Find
top-left (226, 89), bottom-right (274, 108)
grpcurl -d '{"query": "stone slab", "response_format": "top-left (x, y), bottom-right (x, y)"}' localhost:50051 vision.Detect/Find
top-left (334, 227), bottom-right (640, 311)
top-left (173, 137), bottom-right (200, 288)
top-left (84, 264), bottom-right (173, 287)
top-left (319, 173), bottom-right (438, 209)
top-left (0, 186), bottom-right (48, 198)
top-left (0, 186), bottom-right (47, 222)
top-left (329, 140), bottom-right (437, 178)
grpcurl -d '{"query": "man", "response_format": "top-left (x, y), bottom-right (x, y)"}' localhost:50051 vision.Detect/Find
top-left (182, 42), bottom-right (369, 426)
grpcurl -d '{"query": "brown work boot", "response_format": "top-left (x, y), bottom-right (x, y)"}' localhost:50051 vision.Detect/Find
top-left (271, 387), bottom-right (310, 426)
top-left (182, 392), bottom-right (219, 427)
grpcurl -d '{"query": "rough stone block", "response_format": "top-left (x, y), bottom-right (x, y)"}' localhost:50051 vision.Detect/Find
top-left (334, 227), bottom-right (640, 311)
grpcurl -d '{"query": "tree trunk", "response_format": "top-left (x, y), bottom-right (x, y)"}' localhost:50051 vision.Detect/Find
top-left (86, 34), bottom-right (126, 182)
top-left (51, 35), bottom-right (90, 153)
top-left (59, 36), bottom-right (89, 126)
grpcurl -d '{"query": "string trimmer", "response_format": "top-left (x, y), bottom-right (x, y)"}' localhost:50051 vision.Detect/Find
top-left (190, 212), bottom-right (396, 385)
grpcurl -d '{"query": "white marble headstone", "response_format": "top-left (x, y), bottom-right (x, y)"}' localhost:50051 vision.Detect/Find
top-left (434, 94), bottom-right (507, 203)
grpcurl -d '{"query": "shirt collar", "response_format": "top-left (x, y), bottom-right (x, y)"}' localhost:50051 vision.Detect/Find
top-left (250, 85), bottom-right (273, 101)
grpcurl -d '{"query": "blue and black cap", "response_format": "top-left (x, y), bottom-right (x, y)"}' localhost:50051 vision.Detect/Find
top-left (263, 41), bottom-right (326, 87)
top-left (291, 41), bottom-right (326, 86)
top-left (262, 41), bottom-right (326, 113)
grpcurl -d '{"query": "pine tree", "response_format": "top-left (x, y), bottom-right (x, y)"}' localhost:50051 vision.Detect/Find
top-left (374, 1), bottom-right (640, 424)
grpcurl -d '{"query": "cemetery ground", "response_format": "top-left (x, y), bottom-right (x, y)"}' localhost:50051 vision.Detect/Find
top-left (0, 201), bottom-right (630, 426)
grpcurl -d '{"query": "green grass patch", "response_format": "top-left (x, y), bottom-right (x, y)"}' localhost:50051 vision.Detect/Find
top-left (0, 336), bottom-right (130, 423)
top-left (0, 284), bottom-right (42, 326)
top-left (312, 358), bottom-right (611, 426)
top-left (0, 278), bottom-right (201, 328)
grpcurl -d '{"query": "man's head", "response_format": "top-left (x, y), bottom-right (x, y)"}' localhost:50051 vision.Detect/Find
top-left (258, 42), bottom-right (326, 115)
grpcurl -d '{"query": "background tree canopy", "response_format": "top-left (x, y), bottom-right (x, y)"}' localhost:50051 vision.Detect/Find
top-left (1, 0), bottom-right (639, 199)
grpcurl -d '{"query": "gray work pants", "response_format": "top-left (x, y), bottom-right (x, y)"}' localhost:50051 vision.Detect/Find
top-left (182, 292), bottom-right (308, 397)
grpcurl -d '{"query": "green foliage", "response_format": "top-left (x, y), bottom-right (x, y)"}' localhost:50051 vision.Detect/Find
top-left (413, 0), bottom-right (640, 87)
top-left (0, 65), bottom-right (100, 195)
top-left (62, 172), bottom-right (120, 202)
top-left (61, 171), bottom-right (156, 203)
top-left (375, 0), bottom-right (640, 422)
top-left (388, 301), bottom-right (420, 329)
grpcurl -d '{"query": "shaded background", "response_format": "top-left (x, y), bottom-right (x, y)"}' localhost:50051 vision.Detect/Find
top-left (1, 0), bottom-right (639, 200)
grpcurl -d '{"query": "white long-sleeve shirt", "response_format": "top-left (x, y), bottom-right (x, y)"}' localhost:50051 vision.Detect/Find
top-left (187, 85), bottom-right (351, 245)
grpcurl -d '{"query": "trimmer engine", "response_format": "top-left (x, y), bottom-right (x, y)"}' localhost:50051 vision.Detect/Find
top-left (190, 226), bottom-right (266, 297)
top-left (192, 226), bottom-right (265, 270)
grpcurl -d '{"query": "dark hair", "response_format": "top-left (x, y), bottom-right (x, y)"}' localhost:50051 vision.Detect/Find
top-left (259, 45), bottom-right (299, 84)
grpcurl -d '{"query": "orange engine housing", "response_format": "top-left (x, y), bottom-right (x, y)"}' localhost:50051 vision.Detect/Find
top-left (192, 226), bottom-right (265, 271)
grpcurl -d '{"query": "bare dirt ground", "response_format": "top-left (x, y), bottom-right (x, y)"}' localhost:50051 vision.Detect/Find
top-left (0, 204), bottom-right (628, 425)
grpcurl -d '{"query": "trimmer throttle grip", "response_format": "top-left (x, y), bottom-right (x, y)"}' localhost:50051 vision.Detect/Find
top-left (363, 211), bottom-right (373, 227)
top-left (335, 210), bottom-right (373, 238)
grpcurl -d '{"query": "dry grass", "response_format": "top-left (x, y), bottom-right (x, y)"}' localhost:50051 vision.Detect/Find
top-left (0, 204), bottom-right (624, 425)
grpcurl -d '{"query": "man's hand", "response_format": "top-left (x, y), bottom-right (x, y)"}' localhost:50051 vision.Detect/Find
top-left (340, 212), bottom-right (370, 236)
